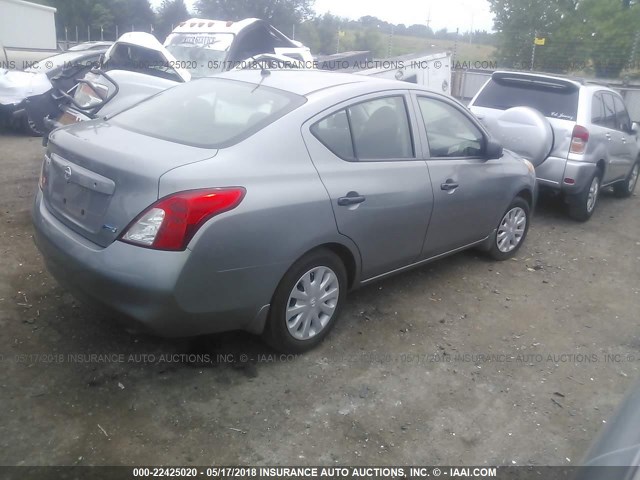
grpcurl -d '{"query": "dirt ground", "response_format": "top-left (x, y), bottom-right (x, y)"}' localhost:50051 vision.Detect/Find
top-left (0, 130), bottom-right (639, 467)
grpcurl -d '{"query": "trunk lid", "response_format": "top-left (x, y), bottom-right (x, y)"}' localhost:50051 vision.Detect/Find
top-left (43, 120), bottom-right (217, 247)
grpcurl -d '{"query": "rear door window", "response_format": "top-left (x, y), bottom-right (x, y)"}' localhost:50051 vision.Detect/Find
top-left (310, 110), bottom-right (355, 160)
top-left (613, 95), bottom-right (632, 132)
top-left (591, 93), bottom-right (605, 126)
top-left (602, 93), bottom-right (618, 130)
top-left (349, 97), bottom-right (414, 160)
top-left (474, 77), bottom-right (579, 121)
top-left (311, 95), bottom-right (415, 161)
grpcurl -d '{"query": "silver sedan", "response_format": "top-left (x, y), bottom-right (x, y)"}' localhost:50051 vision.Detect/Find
top-left (32, 70), bottom-right (537, 352)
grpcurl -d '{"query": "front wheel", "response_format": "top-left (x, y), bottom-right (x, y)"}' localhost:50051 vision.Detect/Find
top-left (487, 197), bottom-right (530, 261)
top-left (568, 172), bottom-right (601, 222)
top-left (263, 249), bottom-right (347, 353)
top-left (613, 162), bottom-right (639, 198)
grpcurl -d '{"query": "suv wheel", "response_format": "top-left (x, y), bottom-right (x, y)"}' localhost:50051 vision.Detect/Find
top-left (263, 249), bottom-right (347, 353)
top-left (568, 171), bottom-right (601, 221)
top-left (488, 197), bottom-right (530, 261)
top-left (613, 162), bottom-right (639, 198)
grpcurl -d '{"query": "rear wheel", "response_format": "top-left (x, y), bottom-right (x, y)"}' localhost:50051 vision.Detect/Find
top-left (613, 162), bottom-right (639, 198)
top-left (487, 197), bottom-right (530, 261)
top-left (23, 115), bottom-right (43, 136)
top-left (568, 171), bottom-right (601, 221)
top-left (263, 249), bottom-right (347, 353)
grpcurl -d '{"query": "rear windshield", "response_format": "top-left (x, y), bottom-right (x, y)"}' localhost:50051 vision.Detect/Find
top-left (474, 78), bottom-right (579, 121)
top-left (111, 77), bottom-right (305, 148)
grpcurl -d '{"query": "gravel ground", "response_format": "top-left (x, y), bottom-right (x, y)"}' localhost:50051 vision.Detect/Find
top-left (0, 130), bottom-right (639, 467)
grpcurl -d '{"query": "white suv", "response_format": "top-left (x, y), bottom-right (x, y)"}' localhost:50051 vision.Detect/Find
top-left (469, 71), bottom-right (640, 221)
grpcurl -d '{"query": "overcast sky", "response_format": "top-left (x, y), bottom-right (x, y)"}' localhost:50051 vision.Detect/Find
top-left (153, 0), bottom-right (495, 33)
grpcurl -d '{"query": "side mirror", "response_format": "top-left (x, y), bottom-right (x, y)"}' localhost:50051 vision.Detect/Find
top-left (485, 137), bottom-right (504, 160)
top-left (631, 122), bottom-right (639, 135)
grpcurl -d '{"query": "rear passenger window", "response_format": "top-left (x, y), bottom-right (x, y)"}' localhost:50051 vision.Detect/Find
top-left (602, 93), bottom-right (618, 130)
top-left (591, 93), bottom-right (605, 125)
top-left (349, 97), bottom-right (414, 159)
top-left (613, 95), bottom-right (632, 132)
top-left (311, 110), bottom-right (355, 160)
top-left (311, 96), bottom-right (414, 161)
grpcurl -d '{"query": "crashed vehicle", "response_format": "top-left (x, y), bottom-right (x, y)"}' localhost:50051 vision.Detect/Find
top-left (164, 17), bottom-right (313, 77)
top-left (32, 18), bottom-right (313, 137)
top-left (0, 47), bottom-right (108, 134)
top-left (28, 32), bottom-right (190, 137)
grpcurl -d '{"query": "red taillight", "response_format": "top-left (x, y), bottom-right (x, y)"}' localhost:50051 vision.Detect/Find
top-left (570, 125), bottom-right (589, 154)
top-left (120, 188), bottom-right (245, 251)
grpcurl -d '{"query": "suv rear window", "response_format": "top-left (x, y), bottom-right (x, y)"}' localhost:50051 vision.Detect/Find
top-left (474, 77), bottom-right (579, 121)
top-left (112, 78), bottom-right (305, 148)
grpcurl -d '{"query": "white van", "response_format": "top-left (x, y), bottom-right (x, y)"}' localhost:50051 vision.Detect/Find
top-left (164, 18), bottom-right (314, 77)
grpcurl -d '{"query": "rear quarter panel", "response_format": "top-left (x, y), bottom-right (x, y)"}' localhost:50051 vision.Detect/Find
top-left (157, 111), bottom-right (361, 315)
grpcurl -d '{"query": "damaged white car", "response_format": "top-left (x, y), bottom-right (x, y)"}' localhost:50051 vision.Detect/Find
top-left (30, 18), bottom-right (313, 137)
top-left (0, 47), bottom-right (108, 134)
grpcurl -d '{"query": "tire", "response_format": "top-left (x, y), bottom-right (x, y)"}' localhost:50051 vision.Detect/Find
top-left (23, 115), bottom-right (43, 137)
top-left (613, 162), bottom-right (639, 198)
top-left (568, 171), bottom-right (601, 222)
top-left (487, 197), bottom-right (530, 261)
top-left (263, 249), bottom-right (347, 353)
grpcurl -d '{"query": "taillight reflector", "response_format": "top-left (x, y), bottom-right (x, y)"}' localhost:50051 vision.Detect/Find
top-left (570, 125), bottom-right (589, 154)
top-left (120, 188), bottom-right (245, 251)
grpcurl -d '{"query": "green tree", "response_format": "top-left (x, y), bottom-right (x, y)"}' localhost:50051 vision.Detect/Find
top-left (39, 0), bottom-right (155, 40)
top-left (575, 0), bottom-right (639, 77)
top-left (353, 29), bottom-right (383, 56)
top-left (489, 0), bottom-right (640, 77)
top-left (297, 13), bottom-right (342, 54)
top-left (488, 0), bottom-right (579, 69)
top-left (155, 0), bottom-right (191, 40)
top-left (194, 0), bottom-right (314, 33)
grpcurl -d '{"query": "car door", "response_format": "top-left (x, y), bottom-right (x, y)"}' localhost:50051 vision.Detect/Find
top-left (590, 91), bottom-right (617, 184)
top-left (412, 93), bottom-right (506, 258)
top-left (601, 92), bottom-right (629, 182)
top-left (613, 94), bottom-right (638, 179)
top-left (301, 92), bottom-right (434, 280)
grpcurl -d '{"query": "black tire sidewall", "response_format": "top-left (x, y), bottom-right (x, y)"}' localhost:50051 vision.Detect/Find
top-left (569, 171), bottom-right (601, 221)
top-left (614, 162), bottom-right (639, 198)
top-left (264, 249), bottom-right (347, 353)
top-left (489, 197), bottom-right (531, 261)
top-left (23, 116), bottom-right (43, 137)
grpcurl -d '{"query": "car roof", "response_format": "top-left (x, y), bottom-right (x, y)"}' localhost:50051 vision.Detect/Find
top-left (214, 69), bottom-right (426, 97)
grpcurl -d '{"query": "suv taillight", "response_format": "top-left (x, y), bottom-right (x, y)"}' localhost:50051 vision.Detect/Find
top-left (570, 125), bottom-right (589, 154)
top-left (120, 188), bottom-right (245, 251)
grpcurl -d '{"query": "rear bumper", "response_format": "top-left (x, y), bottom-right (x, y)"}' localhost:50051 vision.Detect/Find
top-left (32, 191), bottom-right (268, 337)
top-left (536, 157), bottom-right (597, 194)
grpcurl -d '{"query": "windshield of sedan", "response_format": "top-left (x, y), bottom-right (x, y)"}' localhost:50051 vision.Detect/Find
top-left (165, 33), bottom-right (234, 78)
top-left (111, 77), bottom-right (305, 148)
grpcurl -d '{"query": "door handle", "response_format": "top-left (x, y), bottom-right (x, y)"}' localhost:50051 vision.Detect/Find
top-left (605, 133), bottom-right (612, 141)
top-left (441, 181), bottom-right (460, 191)
top-left (338, 193), bottom-right (366, 206)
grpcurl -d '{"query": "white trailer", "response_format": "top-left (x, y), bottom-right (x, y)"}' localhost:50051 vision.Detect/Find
top-left (0, 0), bottom-right (58, 69)
top-left (356, 51), bottom-right (453, 95)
